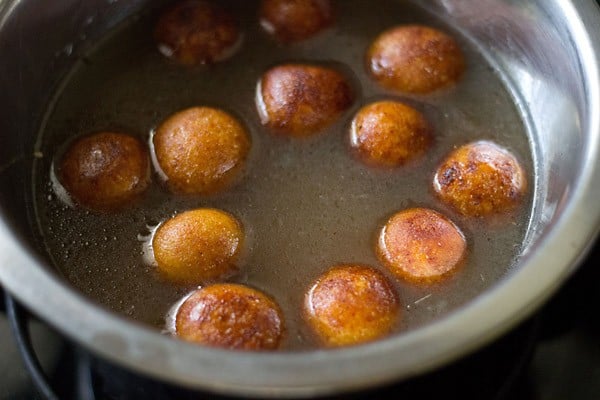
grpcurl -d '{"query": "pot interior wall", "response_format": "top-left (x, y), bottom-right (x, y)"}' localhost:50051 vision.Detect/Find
top-left (422, 0), bottom-right (589, 254)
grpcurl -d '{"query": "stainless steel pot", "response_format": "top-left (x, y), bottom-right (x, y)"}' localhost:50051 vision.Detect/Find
top-left (1, 0), bottom-right (599, 397)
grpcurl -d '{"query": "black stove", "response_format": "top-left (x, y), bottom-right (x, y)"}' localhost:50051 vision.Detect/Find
top-left (2, 240), bottom-right (599, 400)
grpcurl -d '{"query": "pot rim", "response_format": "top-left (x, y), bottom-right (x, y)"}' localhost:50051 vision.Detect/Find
top-left (1, 0), bottom-right (600, 397)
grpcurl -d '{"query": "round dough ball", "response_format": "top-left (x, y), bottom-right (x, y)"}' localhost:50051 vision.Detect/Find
top-left (367, 25), bottom-right (465, 94)
top-left (377, 208), bottom-right (467, 283)
top-left (153, 107), bottom-right (250, 195)
top-left (350, 100), bottom-right (433, 167)
top-left (175, 284), bottom-right (285, 350)
top-left (153, 208), bottom-right (244, 284)
top-left (304, 265), bottom-right (400, 347)
top-left (154, 0), bottom-right (240, 65)
top-left (58, 132), bottom-right (150, 211)
top-left (433, 140), bottom-right (527, 217)
top-left (260, 0), bottom-right (334, 43)
top-left (257, 64), bottom-right (354, 137)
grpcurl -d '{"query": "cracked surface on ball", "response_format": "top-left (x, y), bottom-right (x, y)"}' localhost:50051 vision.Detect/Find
top-left (175, 284), bottom-right (285, 350)
top-left (377, 208), bottom-right (467, 283)
top-left (304, 265), bottom-right (400, 347)
top-left (433, 141), bottom-right (527, 217)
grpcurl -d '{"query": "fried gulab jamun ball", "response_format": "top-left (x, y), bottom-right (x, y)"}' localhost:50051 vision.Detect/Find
top-left (153, 107), bottom-right (250, 195)
top-left (433, 140), bottom-right (527, 217)
top-left (259, 0), bottom-right (334, 43)
top-left (175, 284), bottom-right (285, 350)
top-left (367, 25), bottom-right (465, 94)
top-left (350, 100), bottom-right (433, 167)
top-left (304, 265), bottom-right (400, 347)
top-left (377, 208), bottom-right (466, 283)
top-left (257, 64), bottom-right (354, 137)
top-left (154, 0), bottom-right (240, 66)
top-left (58, 132), bottom-right (150, 211)
top-left (152, 208), bottom-right (244, 284)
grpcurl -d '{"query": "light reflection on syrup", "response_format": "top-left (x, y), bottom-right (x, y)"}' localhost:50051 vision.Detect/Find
top-left (163, 289), bottom-right (197, 335)
top-left (49, 160), bottom-right (75, 209)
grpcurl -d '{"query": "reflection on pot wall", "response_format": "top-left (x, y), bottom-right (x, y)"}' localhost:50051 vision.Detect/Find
top-left (425, 0), bottom-right (586, 254)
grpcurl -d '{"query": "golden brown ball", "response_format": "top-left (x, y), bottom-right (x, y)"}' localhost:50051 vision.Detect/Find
top-left (257, 64), bottom-right (354, 137)
top-left (175, 284), bottom-right (285, 350)
top-left (367, 25), bottom-right (465, 94)
top-left (377, 208), bottom-right (467, 283)
top-left (350, 100), bottom-right (433, 167)
top-left (58, 132), bottom-right (150, 211)
top-left (153, 107), bottom-right (250, 195)
top-left (152, 208), bottom-right (244, 284)
top-left (304, 265), bottom-right (400, 347)
top-left (154, 0), bottom-right (240, 66)
top-left (433, 141), bottom-right (527, 217)
top-left (259, 0), bottom-right (334, 43)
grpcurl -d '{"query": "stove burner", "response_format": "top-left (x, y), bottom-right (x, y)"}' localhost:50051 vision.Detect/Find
top-left (4, 294), bottom-right (65, 400)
